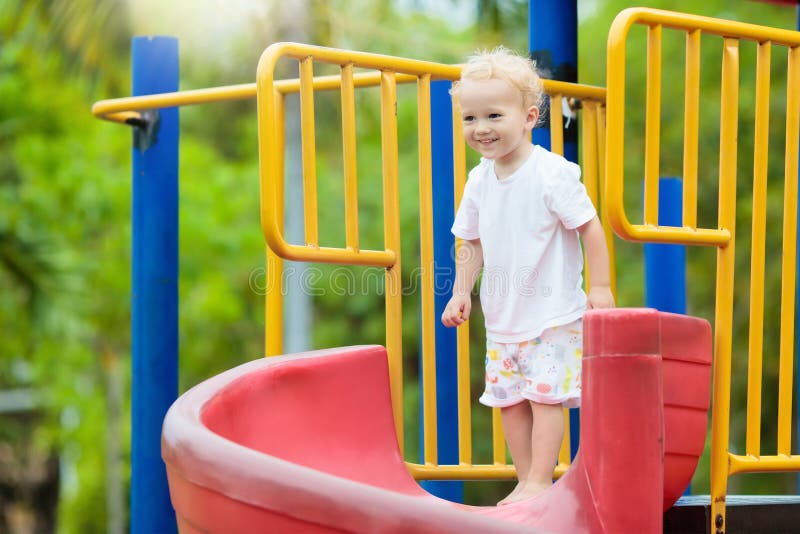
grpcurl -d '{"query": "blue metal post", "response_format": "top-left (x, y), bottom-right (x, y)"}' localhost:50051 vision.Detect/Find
top-left (529, 0), bottom-right (578, 164)
top-left (644, 177), bottom-right (687, 496)
top-left (131, 36), bottom-right (179, 533)
top-left (530, 0), bottom-right (581, 459)
top-left (420, 80), bottom-right (463, 502)
top-left (644, 178), bottom-right (687, 315)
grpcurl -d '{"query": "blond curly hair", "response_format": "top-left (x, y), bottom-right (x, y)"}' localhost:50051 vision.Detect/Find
top-left (451, 46), bottom-right (546, 113)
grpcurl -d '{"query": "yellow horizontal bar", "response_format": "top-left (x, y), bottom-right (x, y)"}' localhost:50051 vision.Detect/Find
top-left (92, 82), bottom-right (257, 124)
top-left (615, 224), bottom-right (730, 246)
top-left (729, 453), bottom-right (800, 475)
top-left (266, 243), bottom-right (395, 267)
top-left (97, 110), bottom-right (148, 125)
top-left (542, 79), bottom-right (606, 102)
top-left (613, 7), bottom-right (800, 48)
top-left (265, 41), bottom-right (462, 80)
top-left (273, 71), bottom-right (417, 95)
top-left (406, 462), bottom-right (569, 480)
top-left (94, 44), bottom-right (606, 127)
top-left (92, 71), bottom-right (418, 125)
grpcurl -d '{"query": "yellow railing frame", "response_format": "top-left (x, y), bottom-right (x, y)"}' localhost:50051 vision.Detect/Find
top-left (255, 42), bottom-right (611, 480)
top-left (606, 7), bottom-right (800, 533)
top-left (92, 39), bottom-right (616, 494)
top-left (93, 42), bottom-right (611, 486)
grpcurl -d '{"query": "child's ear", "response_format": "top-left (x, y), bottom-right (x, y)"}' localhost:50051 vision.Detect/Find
top-left (526, 106), bottom-right (540, 128)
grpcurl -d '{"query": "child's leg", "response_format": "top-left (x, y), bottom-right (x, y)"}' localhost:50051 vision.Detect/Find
top-left (511, 402), bottom-right (564, 502)
top-left (498, 401), bottom-right (533, 504)
top-left (529, 402), bottom-right (564, 484)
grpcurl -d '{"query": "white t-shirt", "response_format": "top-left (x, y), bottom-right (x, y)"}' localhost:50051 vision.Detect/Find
top-left (451, 145), bottom-right (596, 343)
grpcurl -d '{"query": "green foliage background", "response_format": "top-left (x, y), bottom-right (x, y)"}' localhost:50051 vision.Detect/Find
top-left (1, 0), bottom-right (799, 531)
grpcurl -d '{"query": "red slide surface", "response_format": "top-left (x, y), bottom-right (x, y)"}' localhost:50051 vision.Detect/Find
top-left (162, 308), bottom-right (710, 533)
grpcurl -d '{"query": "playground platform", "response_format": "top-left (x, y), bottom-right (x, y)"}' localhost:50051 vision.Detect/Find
top-left (665, 495), bottom-right (800, 534)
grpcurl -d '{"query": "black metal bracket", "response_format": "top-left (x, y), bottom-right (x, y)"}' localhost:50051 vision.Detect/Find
top-left (129, 109), bottom-right (161, 151)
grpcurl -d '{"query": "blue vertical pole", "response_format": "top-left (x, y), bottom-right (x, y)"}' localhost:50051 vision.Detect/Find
top-left (420, 80), bottom-right (463, 502)
top-left (529, 0), bottom-right (578, 164)
top-left (644, 177), bottom-right (687, 496)
top-left (530, 0), bottom-right (581, 459)
top-left (644, 178), bottom-right (687, 315)
top-left (131, 36), bottom-right (179, 533)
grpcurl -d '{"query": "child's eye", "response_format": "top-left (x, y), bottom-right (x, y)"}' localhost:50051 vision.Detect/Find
top-left (489, 113), bottom-right (502, 119)
top-left (462, 115), bottom-right (475, 123)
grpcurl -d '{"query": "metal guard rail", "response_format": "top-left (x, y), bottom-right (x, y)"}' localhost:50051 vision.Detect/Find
top-left (606, 7), bottom-right (800, 533)
top-left (93, 41), bottom-right (610, 484)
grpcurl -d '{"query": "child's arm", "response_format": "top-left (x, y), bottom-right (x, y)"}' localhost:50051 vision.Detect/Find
top-left (578, 216), bottom-right (616, 309)
top-left (441, 238), bottom-right (483, 327)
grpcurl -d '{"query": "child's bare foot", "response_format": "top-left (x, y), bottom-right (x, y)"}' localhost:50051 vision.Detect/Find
top-left (497, 481), bottom-right (525, 506)
top-left (499, 481), bottom-right (551, 504)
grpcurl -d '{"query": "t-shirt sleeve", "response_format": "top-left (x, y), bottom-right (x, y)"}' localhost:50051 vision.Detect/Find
top-left (451, 168), bottom-right (481, 240)
top-left (545, 160), bottom-right (597, 230)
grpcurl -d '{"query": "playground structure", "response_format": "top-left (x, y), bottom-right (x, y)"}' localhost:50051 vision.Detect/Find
top-left (161, 309), bottom-right (710, 532)
top-left (91, 6), bottom-right (800, 534)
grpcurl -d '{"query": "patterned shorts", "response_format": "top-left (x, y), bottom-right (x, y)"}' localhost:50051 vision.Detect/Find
top-left (479, 319), bottom-right (583, 409)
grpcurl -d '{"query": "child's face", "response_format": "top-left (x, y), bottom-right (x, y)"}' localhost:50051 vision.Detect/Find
top-left (457, 78), bottom-right (538, 169)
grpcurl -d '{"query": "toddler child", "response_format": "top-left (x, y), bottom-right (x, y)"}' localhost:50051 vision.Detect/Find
top-left (441, 46), bottom-right (615, 505)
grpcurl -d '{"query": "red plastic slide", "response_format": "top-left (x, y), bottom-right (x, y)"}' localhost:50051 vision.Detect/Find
top-left (162, 308), bottom-right (711, 533)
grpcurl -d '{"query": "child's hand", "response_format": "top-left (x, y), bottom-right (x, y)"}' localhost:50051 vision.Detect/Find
top-left (441, 293), bottom-right (472, 327)
top-left (587, 286), bottom-right (615, 309)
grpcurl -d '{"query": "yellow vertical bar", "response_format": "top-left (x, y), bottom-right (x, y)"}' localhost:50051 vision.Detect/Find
top-left (777, 45), bottom-right (800, 455)
top-left (746, 41), bottom-right (770, 457)
top-left (452, 104), bottom-right (467, 198)
top-left (683, 29), bottom-right (701, 229)
top-left (299, 57), bottom-right (319, 247)
top-left (265, 249), bottom-right (283, 356)
top-left (710, 37), bottom-right (739, 534)
top-left (605, 19), bottom-right (629, 244)
top-left (596, 104), bottom-right (617, 297)
top-left (644, 24), bottom-right (662, 227)
top-left (266, 91), bottom-right (286, 357)
top-left (558, 409), bottom-right (571, 467)
top-left (417, 74), bottom-right (438, 465)
top-left (452, 101), bottom-right (473, 465)
top-left (549, 94), bottom-right (564, 156)
top-left (582, 102), bottom-right (600, 208)
top-left (492, 408), bottom-right (506, 465)
top-left (341, 63), bottom-right (360, 251)
top-left (381, 71), bottom-right (404, 452)
top-left (582, 101), bottom-right (599, 288)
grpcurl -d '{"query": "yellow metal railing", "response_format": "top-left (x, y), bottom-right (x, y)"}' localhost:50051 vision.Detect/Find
top-left (93, 41), bottom-right (610, 485)
top-left (606, 7), bottom-right (800, 533)
top-left (256, 43), bottom-right (463, 457)
top-left (255, 42), bottom-right (610, 480)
